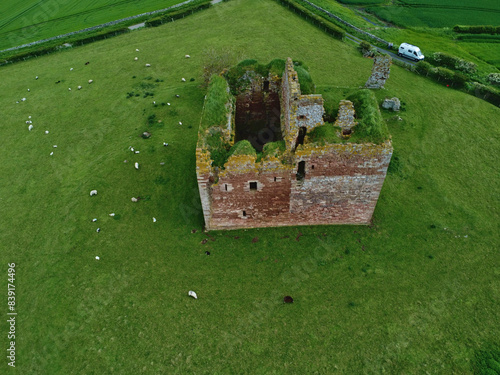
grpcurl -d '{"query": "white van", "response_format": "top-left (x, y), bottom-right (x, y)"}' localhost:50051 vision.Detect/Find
top-left (398, 43), bottom-right (424, 61)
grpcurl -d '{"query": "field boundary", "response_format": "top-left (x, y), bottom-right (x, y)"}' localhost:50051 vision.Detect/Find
top-left (300, 0), bottom-right (392, 46)
top-left (0, 0), bottom-right (196, 54)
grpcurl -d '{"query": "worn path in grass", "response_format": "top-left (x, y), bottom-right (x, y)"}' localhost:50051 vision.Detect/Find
top-left (0, 0), bottom-right (499, 373)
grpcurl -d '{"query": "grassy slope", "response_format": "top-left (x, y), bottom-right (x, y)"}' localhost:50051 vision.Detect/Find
top-left (0, 0), bottom-right (188, 50)
top-left (0, 0), bottom-right (499, 373)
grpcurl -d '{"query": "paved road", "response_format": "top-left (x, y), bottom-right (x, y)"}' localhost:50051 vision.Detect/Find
top-left (345, 33), bottom-right (417, 67)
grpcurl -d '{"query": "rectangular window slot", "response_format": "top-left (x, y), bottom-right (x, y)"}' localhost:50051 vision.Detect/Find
top-left (249, 182), bottom-right (258, 190)
top-left (243, 210), bottom-right (247, 217)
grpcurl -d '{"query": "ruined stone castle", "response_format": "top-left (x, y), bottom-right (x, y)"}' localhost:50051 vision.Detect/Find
top-left (196, 58), bottom-right (392, 230)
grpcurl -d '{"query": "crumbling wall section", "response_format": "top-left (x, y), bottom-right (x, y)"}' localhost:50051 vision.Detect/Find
top-left (290, 141), bottom-right (393, 224)
top-left (281, 58), bottom-right (324, 151)
top-left (208, 155), bottom-right (293, 230)
top-left (365, 55), bottom-right (392, 89)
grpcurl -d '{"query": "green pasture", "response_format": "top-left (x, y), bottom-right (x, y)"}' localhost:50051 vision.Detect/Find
top-left (0, 0), bottom-right (499, 373)
top-left (363, 0), bottom-right (500, 28)
top-left (460, 42), bottom-right (500, 69)
top-left (0, 0), bottom-right (188, 50)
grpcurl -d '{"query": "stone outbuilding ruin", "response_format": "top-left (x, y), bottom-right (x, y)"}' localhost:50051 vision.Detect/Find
top-left (196, 58), bottom-right (392, 230)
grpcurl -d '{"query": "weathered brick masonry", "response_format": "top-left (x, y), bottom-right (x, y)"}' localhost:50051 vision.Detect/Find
top-left (197, 58), bottom-right (392, 230)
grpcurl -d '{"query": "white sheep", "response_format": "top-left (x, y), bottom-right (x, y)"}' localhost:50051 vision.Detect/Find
top-left (68, 88), bottom-right (71, 91)
top-left (185, 55), bottom-right (190, 58)
top-left (49, 152), bottom-right (54, 156)
top-left (136, 48), bottom-right (139, 52)
top-left (28, 116), bottom-right (31, 119)
top-left (131, 197), bottom-right (138, 202)
top-left (167, 102), bottom-right (171, 106)
top-left (35, 76), bottom-right (38, 80)
top-left (27, 89), bottom-right (30, 92)
top-left (28, 125), bottom-right (33, 131)
top-left (135, 151), bottom-right (139, 154)
top-left (21, 98), bottom-right (26, 101)
top-left (95, 256), bottom-right (100, 260)
top-left (53, 145), bottom-right (57, 148)
top-left (181, 78), bottom-right (186, 82)
top-left (88, 79), bottom-right (93, 84)
top-left (109, 213), bottom-right (115, 217)
top-left (179, 121), bottom-right (182, 125)
top-left (70, 68), bottom-right (73, 71)
top-left (134, 57), bottom-right (138, 61)
top-left (90, 190), bottom-right (97, 196)
top-left (77, 86), bottom-right (82, 90)
top-left (153, 217), bottom-right (157, 222)
top-left (134, 162), bottom-right (139, 170)
top-left (45, 131), bottom-right (49, 134)
top-left (145, 63), bottom-right (151, 67)
top-left (188, 291), bottom-right (197, 299)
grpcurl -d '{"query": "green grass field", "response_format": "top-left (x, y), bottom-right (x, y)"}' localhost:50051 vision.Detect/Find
top-left (365, 0), bottom-right (500, 28)
top-left (0, 0), bottom-right (188, 50)
top-left (1, 0), bottom-right (500, 373)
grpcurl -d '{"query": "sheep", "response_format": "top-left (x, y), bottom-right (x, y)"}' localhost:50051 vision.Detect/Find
top-left (35, 76), bottom-right (38, 80)
top-left (145, 64), bottom-right (151, 67)
top-left (49, 152), bottom-right (54, 156)
top-left (136, 48), bottom-right (139, 52)
top-left (188, 291), bottom-right (197, 299)
top-left (28, 125), bottom-right (33, 131)
top-left (134, 151), bottom-right (139, 154)
top-left (131, 197), bottom-right (138, 202)
top-left (90, 190), bottom-right (97, 196)
top-left (77, 86), bottom-right (82, 90)
top-left (153, 217), bottom-right (157, 222)
top-left (27, 89), bottom-right (30, 92)
top-left (134, 162), bottom-right (139, 170)
top-left (167, 102), bottom-right (171, 106)
top-left (21, 98), bottom-right (26, 101)
top-left (185, 55), bottom-right (190, 58)
top-left (181, 78), bottom-right (186, 82)
top-left (68, 88), bottom-right (71, 91)
top-left (28, 116), bottom-right (31, 119)
top-left (45, 131), bottom-right (49, 134)
top-left (88, 79), bottom-right (93, 84)
top-left (95, 256), bottom-right (100, 260)
top-left (163, 142), bottom-right (169, 146)
top-left (70, 68), bottom-right (73, 71)
top-left (96, 228), bottom-right (100, 233)
top-left (92, 218), bottom-right (97, 222)
top-left (109, 213), bottom-right (115, 217)
top-left (134, 57), bottom-right (138, 61)
top-left (53, 145), bottom-right (57, 148)
top-left (131, 147), bottom-right (134, 152)
top-left (179, 122), bottom-right (182, 125)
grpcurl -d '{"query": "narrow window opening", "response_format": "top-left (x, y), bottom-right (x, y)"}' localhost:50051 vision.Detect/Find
top-left (296, 161), bottom-right (306, 181)
top-left (274, 177), bottom-right (277, 182)
top-left (249, 182), bottom-right (258, 191)
top-left (298, 115), bottom-right (306, 120)
top-left (295, 127), bottom-right (307, 150)
top-left (342, 129), bottom-right (352, 136)
top-left (243, 210), bottom-right (247, 217)
top-left (225, 184), bottom-right (228, 191)
top-left (263, 80), bottom-right (270, 92)
top-left (311, 165), bottom-right (315, 170)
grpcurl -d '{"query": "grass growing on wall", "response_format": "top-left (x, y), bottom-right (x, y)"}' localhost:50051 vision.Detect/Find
top-left (0, 0), bottom-right (499, 374)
